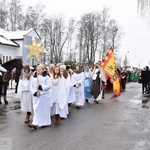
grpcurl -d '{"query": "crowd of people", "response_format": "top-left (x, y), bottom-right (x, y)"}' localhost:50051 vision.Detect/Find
top-left (16, 62), bottom-right (107, 129)
top-left (0, 60), bottom-right (131, 129)
top-left (139, 66), bottom-right (150, 94)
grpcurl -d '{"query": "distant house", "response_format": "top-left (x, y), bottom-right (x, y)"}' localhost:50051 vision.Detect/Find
top-left (0, 28), bottom-right (41, 66)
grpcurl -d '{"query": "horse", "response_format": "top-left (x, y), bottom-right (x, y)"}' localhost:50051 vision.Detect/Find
top-left (0, 58), bottom-right (23, 104)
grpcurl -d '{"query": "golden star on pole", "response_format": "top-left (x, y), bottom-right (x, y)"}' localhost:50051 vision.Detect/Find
top-left (24, 37), bottom-right (47, 62)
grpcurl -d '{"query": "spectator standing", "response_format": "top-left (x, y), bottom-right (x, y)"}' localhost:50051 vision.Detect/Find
top-left (141, 67), bottom-right (149, 94)
top-left (120, 68), bottom-right (128, 91)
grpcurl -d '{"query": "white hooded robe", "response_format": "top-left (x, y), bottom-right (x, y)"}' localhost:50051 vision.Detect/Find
top-left (51, 76), bottom-right (68, 118)
top-left (72, 71), bottom-right (85, 106)
top-left (17, 75), bottom-right (33, 112)
top-left (30, 74), bottom-right (52, 126)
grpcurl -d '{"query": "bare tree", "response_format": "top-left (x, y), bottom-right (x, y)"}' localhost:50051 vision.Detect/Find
top-left (137, 0), bottom-right (150, 19)
top-left (0, 1), bottom-right (123, 66)
top-left (66, 18), bottom-right (76, 61)
top-left (40, 15), bottom-right (73, 64)
top-left (77, 12), bottom-right (100, 65)
top-left (52, 16), bottom-right (73, 63)
top-left (76, 8), bottom-right (122, 65)
top-left (98, 7), bottom-right (121, 57)
top-left (99, 7), bottom-right (110, 57)
top-left (40, 18), bottom-right (53, 63)
top-left (24, 4), bottom-right (45, 31)
top-left (106, 19), bottom-right (123, 53)
top-left (0, 0), bottom-right (8, 29)
top-left (8, 0), bottom-right (23, 31)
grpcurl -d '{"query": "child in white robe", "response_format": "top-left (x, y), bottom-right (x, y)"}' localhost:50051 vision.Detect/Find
top-left (28, 64), bottom-right (52, 129)
top-left (60, 65), bottom-right (72, 114)
top-left (17, 65), bottom-right (33, 123)
top-left (72, 65), bottom-right (84, 109)
top-left (51, 66), bottom-right (68, 124)
top-left (66, 65), bottom-right (75, 113)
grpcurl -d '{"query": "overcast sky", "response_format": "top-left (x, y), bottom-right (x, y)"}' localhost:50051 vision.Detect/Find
top-left (21, 0), bottom-right (150, 68)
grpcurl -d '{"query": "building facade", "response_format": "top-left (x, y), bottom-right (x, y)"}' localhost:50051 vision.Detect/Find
top-left (0, 28), bottom-right (41, 66)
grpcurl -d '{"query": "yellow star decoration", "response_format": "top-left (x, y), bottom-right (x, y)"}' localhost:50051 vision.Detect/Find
top-left (24, 37), bottom-right (47, 62)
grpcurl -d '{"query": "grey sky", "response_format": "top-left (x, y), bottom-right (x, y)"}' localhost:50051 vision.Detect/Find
top-left (21, 0), bottom-right (150, 68)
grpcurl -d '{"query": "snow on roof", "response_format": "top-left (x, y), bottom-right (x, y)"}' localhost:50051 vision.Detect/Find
top-left (0, 29), bottom-right (19, 46)
top-left (0, 28), bottom-right (35, 46)
top-left (0, 29), bottom-right (9, 40)
top-left (0, 35), bottom-right (19, 46)
top-left (7, 28), bottom-right (34, 40)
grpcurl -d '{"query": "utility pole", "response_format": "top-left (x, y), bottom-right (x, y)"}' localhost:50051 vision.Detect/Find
top-left (112, 27), bottom-right (118, 51)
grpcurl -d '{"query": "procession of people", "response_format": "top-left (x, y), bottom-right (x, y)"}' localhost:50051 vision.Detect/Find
top-left (13, 62), bottom-right (109, 129)
top-left (0, 60), bottom-right (133, 129)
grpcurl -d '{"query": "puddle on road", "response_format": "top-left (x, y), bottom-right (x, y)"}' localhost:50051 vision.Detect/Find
top-left (0, 105), bottom-right (8, 115)
top-left (129, 99), bottom-right (141, 103)
top-left (0, 109), bottom-right (7, 115)
top-left (141, 99), bottom-right (149, 103)
top-left (9, 105), bottom-right (21, 110)
top-left (9, 101), bottom-right (21, 110)
top-left (141, 98), bottom-right (149, 109)
top-left (10, 101), bottom-right (20, 110)
top-left (143, 94), bottom-right (150, 97)
top-left (0, 100), bottom-right (21, 125)
top-left (132, 140), bottom-right (148, 150)
top-left (129, 99), bottom-right (150, 109)
top-left (0, 100), bottom-right (21, 115)
top-left (141, 105), bottom-right (149, 109)
top-left (137, 140), bottom-right (147, 147)
top-left (0, 106), bottom-right (7, 124)
top-left (13, 100), bottom-right (20, 104)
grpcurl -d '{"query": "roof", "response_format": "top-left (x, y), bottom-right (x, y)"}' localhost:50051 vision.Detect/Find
top-left (6, 28), bottom-right (34, 40)
top-left (0, 28), bottom-right (40, 47)
top-left (0, 30), bottom-right (19, 47)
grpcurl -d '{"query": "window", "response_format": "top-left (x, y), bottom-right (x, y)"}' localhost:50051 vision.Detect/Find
top-left (3, 56), bottom-right (5, 63)
top-left (6, 56), bottom-right (8, 62)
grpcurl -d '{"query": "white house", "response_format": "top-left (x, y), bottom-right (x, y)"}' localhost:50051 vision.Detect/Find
top-left (0, 28), bottom-right (41, 66)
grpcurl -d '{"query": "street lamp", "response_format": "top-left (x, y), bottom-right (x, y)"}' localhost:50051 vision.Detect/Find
top-left (139, 60), bottom-right (142, 69)
top-left (125, 51), bottom-right (129, 69)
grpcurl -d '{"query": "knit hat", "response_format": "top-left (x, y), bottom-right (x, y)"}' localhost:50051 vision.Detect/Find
top-left (60, 65), bottom-right (66, 70)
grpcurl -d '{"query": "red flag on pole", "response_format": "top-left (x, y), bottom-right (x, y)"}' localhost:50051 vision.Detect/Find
top-left (101, 48), bottom-right (120, 96)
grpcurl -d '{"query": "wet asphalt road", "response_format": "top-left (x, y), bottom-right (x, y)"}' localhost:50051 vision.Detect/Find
top-left (0, 82), bottom-right (150, 150)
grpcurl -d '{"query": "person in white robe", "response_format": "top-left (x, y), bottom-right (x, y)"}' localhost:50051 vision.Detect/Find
top-left (60, 65), bottom-right (75, 113)
top-left (28, 64), bottom-right (52, 129)
top-left (51, 66), bottom-right (68, 124)
top-left (60, 65), bottom-right (70, 96)
top-left (72, 65), bottom-right (84, 109)
top-left (48, 64), bottom-right (55, 77)
top-left (66, 65), bottom-right (75, 113)
top-left (17, 65), bottom-right (33, 123)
